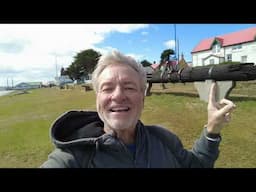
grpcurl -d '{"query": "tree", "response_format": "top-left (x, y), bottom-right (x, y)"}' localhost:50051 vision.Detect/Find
top-left (141, 59), bottom-right (152, 67)
top-left (66, 63), bottom-right (81, 80)
top-left (160, 49), bottom-right (175, 90)
top-left (60, 67), bottom-right (68, 76)
top-left (160, 49), bottom-right (175, 63)
top-left (66, 49), bottom-right (101, 80)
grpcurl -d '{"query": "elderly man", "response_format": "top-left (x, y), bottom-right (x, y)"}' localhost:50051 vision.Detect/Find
top-left (41, 50), bottom-right (236, 168)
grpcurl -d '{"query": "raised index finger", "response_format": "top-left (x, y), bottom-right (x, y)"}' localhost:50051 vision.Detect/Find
top-left (208, 82), bottom-right (217, 105)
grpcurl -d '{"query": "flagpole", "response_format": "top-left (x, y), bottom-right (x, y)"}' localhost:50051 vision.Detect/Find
top-left (174, 24), bottom-right (177, 61)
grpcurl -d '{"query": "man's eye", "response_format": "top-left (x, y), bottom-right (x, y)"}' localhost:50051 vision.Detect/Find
top-left (125, 87), bottom-right (136, 90)
top-left (102, 87), bottom-right (113, 92)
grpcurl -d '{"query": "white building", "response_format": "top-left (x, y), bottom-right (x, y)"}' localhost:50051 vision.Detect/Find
top-left (14, 82), bottom-right (42, 90)
top-left (55, 75), bottom-right (73, 86)
top-left (191, 27), bottom-right (256, 67)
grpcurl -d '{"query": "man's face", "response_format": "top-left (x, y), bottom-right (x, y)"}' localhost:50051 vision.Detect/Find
top-left (96, 64), bottom-right (144, 132)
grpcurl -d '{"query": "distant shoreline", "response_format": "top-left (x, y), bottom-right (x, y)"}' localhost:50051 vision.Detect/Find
top-left (0, 90), bottom-right (15, 96)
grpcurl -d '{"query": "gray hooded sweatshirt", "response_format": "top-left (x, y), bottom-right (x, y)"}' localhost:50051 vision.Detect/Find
top-left (40, 111), bottom-right (221, 168)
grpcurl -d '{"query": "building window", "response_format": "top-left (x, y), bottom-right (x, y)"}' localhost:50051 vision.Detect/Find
top-left (227, 54), bottom-right (232, 61)
top-left (241, 56), bottom-right (247, 63)
top-left (212, 44), bottom-right (220, 53)
top-left (210, 59), bottom-right (214, 65)
top-left (232, 44), bottom-right (242, 50)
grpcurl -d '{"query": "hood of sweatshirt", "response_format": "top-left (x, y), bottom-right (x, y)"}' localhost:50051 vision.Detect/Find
top-left (50, 110), bottom-right (106, 148)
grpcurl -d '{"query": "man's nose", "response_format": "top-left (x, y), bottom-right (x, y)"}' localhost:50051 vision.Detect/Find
top-left (111, 86), bottom-right (126, 101)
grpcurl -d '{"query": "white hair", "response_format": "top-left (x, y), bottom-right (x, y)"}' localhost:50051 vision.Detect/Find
top-left (91, 50), bottom-right (146, 93)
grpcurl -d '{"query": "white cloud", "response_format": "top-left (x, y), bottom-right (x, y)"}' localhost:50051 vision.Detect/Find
top-left (126, 53), bottom-right (146, 62)
top-left (108, 24), bottom-right (149, 33)
top-left (164, 40), bottom-right (176, 49)
top-left (93, 46), bottom-right (117, 56)
top-left (0, 24), bottom-right (149, 86)
top-left (141, 31), bottom-right (148, 35)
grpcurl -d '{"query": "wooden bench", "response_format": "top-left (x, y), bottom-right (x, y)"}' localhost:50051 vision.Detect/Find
top-left (82, 84), bottom-right (92, 91)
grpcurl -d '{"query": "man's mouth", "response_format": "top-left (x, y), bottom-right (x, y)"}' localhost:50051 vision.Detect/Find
top-left (109, 107), bottom-right (130, 112)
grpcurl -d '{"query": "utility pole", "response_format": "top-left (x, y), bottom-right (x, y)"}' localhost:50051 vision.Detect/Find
top-left (177, 38), bottom-right (179, 62)
top-left (55, 55), bottom-right (58, 77)
top-left (174, 24), bottom-right (177, 61)
top-left (6, 77), bottom-right (8, 89)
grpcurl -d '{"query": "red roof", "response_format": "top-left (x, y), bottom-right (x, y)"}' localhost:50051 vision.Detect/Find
top-left (192, 27), bottom-right (256, 53)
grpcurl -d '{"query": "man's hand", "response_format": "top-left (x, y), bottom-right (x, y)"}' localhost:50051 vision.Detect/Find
top-left (207, 82), bottom-right (236, 134)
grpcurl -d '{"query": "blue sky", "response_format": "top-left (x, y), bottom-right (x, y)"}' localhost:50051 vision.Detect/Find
top-left (99, 24), bottom-right (256, 63)
top-left (0, 23), bottom-right (255, 87)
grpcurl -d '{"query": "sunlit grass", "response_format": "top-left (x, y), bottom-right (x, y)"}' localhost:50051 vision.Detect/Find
top-left (0, 82), bottom-right (255, 168)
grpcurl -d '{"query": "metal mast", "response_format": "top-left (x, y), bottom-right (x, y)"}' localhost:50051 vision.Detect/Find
top-left (174, 24), bottom-right (177, 60)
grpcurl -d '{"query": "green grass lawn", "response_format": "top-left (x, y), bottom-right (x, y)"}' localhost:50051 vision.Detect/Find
top-left (0, 82), bottom-right (256, 168)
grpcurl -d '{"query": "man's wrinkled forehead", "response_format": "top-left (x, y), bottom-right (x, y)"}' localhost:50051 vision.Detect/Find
top-left (100, 64), bottom-right (138, 79)
top-left (97, 65), bottom-right (140, 86)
